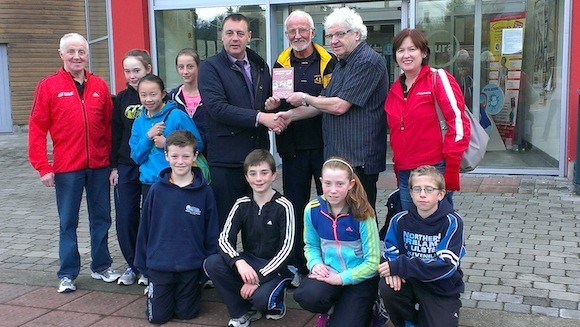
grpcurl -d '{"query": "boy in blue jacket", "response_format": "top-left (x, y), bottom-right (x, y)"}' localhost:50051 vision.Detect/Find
top-left (134, 130), bottom-right (218, 324)
top-left (378, 165), bottom-right (466, 327)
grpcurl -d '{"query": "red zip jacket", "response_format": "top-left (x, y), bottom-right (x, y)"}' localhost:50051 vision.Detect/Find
top-left (28, 67), bottom-right (113, 176)
top-left (385, 65), bottom-right (470, 190)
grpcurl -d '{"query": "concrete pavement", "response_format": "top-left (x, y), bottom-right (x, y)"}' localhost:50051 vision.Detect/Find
top-left (0, 130), bottom-right (579, 326)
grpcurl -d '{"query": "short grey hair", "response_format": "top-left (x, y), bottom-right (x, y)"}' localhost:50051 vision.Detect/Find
top-left (59, 33), bottom-right (89, 53)
top-left (284, 10), bottom-right (315, 31)
top-left (323, 7), bottom-right (367, 41)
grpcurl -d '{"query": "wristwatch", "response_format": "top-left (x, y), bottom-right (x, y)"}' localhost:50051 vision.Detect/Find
top-left (301, 93), bottom-right (308, 107)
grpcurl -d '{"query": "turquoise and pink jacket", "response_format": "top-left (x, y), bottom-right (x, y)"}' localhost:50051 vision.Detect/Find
top-left (303, 195), bottom-right (380, 285)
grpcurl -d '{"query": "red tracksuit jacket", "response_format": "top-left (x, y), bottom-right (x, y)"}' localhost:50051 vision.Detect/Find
top-left (29, 67), bottom-right (113, 176)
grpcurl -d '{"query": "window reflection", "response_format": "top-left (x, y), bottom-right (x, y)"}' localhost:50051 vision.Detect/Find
top-left (416, 0), bottom-right (562, 169)
top-left (155, 6), bottom-right (266, 89)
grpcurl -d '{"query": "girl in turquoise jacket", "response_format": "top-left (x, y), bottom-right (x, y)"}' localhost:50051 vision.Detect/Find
top-left (294, 157), bottom-right (380, 327)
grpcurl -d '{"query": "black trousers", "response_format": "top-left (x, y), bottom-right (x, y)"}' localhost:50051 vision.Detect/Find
top-left (282, 149), bottom-right (324, 275)
top-left (146, 268), bottom-right (203, 324)
top-left (379, 278), bottom-right (461, 327)
top-left (354, 166), bottom-right (379, 216)
top-left (203, 253), bottom-right (292, 318)
top-left (294, 275), bottom-right (379, 327)
top-left (114, 164), bottom-right (141, 273)
top-left (209, 166), bottom-right (250, 227)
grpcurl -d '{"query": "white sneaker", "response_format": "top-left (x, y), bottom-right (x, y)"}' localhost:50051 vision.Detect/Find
top-left (91, 267), bottom-right (121, 283)
top-left (228, 309), bottom-right (262, 327)
top-left (203, 279), bottom-right (214, 288)
top-left (138, 275), bottom-right (149, 286)
top-left (117, 267), bottom-right (137, 285)
top-left (57, 277), bottom-right (76, 293)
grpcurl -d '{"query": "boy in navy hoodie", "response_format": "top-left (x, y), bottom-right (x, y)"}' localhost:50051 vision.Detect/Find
top-left (134, 130), bottom-right (218, 324)
top-left (204, 149), bottom-right (295, 327)
top-left (378, 165), bottom-right (465, 327)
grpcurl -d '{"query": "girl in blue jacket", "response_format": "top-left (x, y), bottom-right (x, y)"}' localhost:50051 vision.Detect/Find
top-left (129, 74), bottom-right (203, 201)
top-left (294, 157), bottom-right (380, 327)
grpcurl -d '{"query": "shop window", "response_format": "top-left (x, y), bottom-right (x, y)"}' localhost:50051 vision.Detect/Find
top-left (155, 6), bottom-right (267, 89)
top-left (86, 0), bottom-right (112, 87)
top-left (416, 0), bottom-right (563, 171)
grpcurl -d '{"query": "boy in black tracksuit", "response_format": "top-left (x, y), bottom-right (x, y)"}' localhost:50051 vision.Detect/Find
top-left (378, 165), bottom-right (466, 327)
top-left (204, 149), bottom-right (295, 327)
top-left (134, 130), bottom-right (218, 324)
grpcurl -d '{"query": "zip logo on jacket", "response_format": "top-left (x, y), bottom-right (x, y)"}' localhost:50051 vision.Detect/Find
top-left (57, 91), bottom-right (74, 98)
top-left (185, 205), bottom-right (201, 216)
top-left (92, 92), bottom-right (100, 97)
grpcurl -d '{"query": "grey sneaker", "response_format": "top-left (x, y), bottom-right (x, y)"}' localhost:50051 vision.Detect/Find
top-left (228, 309), bottom-right (262, 327)
top-left (117, 267), bottom-right (137, 285)
top-left (138, 275), bottom-right (149, 286)
top-left (91, 267), bottom-right (121, 283)
top-left (290, 273), bottom-right (304, 288)
top-left (58, 277), bottom-right (76, 293)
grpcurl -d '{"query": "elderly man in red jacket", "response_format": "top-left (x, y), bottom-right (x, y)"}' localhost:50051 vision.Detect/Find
top-left (28, 32), bottom-right (120, 293)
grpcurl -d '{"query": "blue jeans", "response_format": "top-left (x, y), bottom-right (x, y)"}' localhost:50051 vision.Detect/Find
top-left (397, 161), bottom-right (453, 211)
top-left (54, 167), bottom-right (112, 279)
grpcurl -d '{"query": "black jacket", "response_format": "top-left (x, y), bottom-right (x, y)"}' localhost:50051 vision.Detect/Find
top-left (198, 48), bottom-right (272, 167)
top-left (111, 84), bottom-right (140, 167)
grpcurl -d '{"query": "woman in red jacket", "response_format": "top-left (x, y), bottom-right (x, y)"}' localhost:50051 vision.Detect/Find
top-left (384, 28), bottom-right (470, 210)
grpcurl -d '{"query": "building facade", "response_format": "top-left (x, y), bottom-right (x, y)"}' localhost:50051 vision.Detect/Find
top-left (0, 0), bottom-right (111, 130)
top-left (2, 0), bottom-right (579, 178)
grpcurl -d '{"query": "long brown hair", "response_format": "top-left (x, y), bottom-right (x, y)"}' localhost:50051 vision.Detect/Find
top-left (322, 157), bottom-right (375, 221)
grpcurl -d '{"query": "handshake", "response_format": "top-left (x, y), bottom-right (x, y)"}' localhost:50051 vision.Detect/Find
top-left (261, 91), bottom-right (312, 134)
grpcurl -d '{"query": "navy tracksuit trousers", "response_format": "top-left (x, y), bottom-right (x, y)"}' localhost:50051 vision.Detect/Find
top-left (146, 268), bottom-right (203, 324)
top-left (294, 275), bottom-right (379, 327)
top-left (114, 164), bottom-right (141, 272)
top-left (204, 253), bottom-right (291, 318)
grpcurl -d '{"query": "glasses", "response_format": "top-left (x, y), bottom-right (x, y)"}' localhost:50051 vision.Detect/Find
top-left (410, 186), bottom-right (440, 194)
top-left (324, 30), bottom-right (352, 41)
top-left (285, 28), bottom-right (312, 36)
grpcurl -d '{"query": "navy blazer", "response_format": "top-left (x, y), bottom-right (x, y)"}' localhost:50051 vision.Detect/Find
top-left (198, 48), bottom-right (272, 167)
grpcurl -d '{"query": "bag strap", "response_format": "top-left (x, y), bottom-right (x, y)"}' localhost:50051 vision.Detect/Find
top-left (432, 69), bottom-right (448, 132)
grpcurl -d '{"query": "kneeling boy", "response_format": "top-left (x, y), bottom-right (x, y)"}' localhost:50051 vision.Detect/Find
top-left (378, 165), bottom-right (466, 327)
top-left (134, 130), bottom-right (219, 324)
top-left (204, 149), bottom-right (295, 327)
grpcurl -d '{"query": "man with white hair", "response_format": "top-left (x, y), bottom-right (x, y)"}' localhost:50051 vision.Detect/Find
top-left (28, 33), bottom-right (120, 293)
top-left (268, 10), bottom-right (337, 282)
top-left (271, 7), bottom-right (388, 212)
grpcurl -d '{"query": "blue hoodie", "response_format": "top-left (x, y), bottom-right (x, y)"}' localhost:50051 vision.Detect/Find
top-left (129, 100), bottom-right (203, 185)
top-left (134, 166), bottom-right (218, 274)
top-left (383, 199), bottom-right (466, 297)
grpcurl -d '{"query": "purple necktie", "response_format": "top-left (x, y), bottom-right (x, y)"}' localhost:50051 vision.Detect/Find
top-left (235, 60), bottom-right (254, 108)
